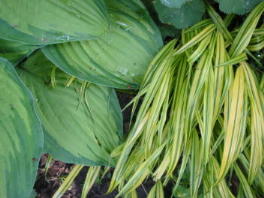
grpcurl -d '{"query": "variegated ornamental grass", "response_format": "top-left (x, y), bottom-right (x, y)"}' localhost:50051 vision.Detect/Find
top-left (108, 2), bottom-right (264, 197)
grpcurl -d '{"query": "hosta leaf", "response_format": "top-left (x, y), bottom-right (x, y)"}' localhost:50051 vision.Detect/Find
top-left (160, 0), bottom-right (192, 8)
top-left (0, 0), bottom-right (108, 44)
top-left (0, 38), bottom-right (38, 64)
top-left (0, 59), bottom-right (43, 198)
top-left (42, 0), bottom-right (162, 89)
top-left (215, 0), bottom-right (263, 15)
top-left (18, 52), bottom-right (123, 166)
top-left (154, 0), bottom-right (205, 29)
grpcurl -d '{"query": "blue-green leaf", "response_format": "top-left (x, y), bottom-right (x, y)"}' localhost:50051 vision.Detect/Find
top-left (154, 0), bottom-right (205, 29)
top-left (215, 0), bottom-right (263, 15)
top-left (18, 52), bottom-right (123, 166)
top-left (0, 39), bottom-right (39, 64)
top-left (160, 0), bottom-right (193, 8)
top-left (0, 58), bottom-right (43, 198)
top-left (0, 0), bottom-right (109, 44)
top-left (42, 0), bottom-right (163, 89)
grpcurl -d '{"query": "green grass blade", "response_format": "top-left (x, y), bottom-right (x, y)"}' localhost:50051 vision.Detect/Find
top-left (52, 165), bottom-right (83, 198)
top-left (116, 143), bottom-right (166, 197)
top-left (242, 62), bottom-right (264, 183)
top-left (81, 166), bottom-right (101, 198)
top-left (124, 190), bottom-right (138, 198)
top-left (229, 2), bottom-right (264, 57)
top-left (239, 154), bottom-right (264, 194)
top-left (147, 181), bottom-right (164, 198)
top-left (166, 57), bottom-right (191, 176)
top-left (234, 164), bottom-right (255, 198)
top-left (174, 24), bottom-right (215, 55)
top-left (190, 131), bottom-right (204, 198)
top-left (216, 53), bottom-right (247, 67)
top-left (218, 66), bottom-right (248, 181)
top-left (188, 33), bottom-right (212, 64)
top-left (207, 4), bottom-right (233, 42)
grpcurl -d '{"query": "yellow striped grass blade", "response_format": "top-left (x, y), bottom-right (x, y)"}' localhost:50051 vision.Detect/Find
top-left (50, 66), bottom-right (57, 88)
top-left (218, 65), bottom-right (248, 181)
top-left (142, 63), bottom-right (174, 153)
top-left (213, 32), bottom-right (233, 124)
top-left (241, 62), bottom-right (264, 183)
top-left (200, 30), bottom-right (233, 166)
top-left (115, 143), bottom-right (166, 197)
top-left (172, 135), bottom-right (192, 193)
top-left (216, 53), bottom-right (247, 67)
top-left (52, 165), bottom-right (83, 198)
top-left (129, 40), bottom-right (177, 124)
top-left (187, 33), bottom-right (212, 64)
top-left (190, 131), bottom-right (204, 198)
top-left (109, 41), bottom-right (177, 193)
top-left (234, 163), bottom-right (255, 198)
top-left (184, 19), bottom-right (212, 33)
top-left (261, 75), bottom-right (264, 91)
top-left (229, 2), bottom-right (264, 57)
top-left (147, 181), bottom-right (164, 198)
top-left (118, 146), bottom-right (145, 187)
top-left (248, 28), bottom-right (264, 51)
top-left (166, 57), bottom-right (190, 177)
top-left (207, 4), bottom-right (233, 42)
top-left (202, 67), bottom-right (216, 164)
top-left (204, 157), bottom-right (235, 198)
top-left (152, 56), bottom-right (191, 182)
top-left (187, 35), bottom-right (216, 134)
top-left (124, 190), bottom-right (138, 198)
top-left (211, 158), bottom-right (235, 198)
top-left (174, 24), bottom-right (215, 55)
top-left (81, 166), bottom-right (101, 198)
top-left (108, 113), bottom-right (149, 192)
top-left (239, 154), bottom-right (264, 194)
top-left (223, 14), bottom-right (235, 27)
top-left (150, 123), bottom-right (173, 182)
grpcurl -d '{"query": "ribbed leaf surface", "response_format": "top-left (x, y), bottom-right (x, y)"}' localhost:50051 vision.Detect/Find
top-left (18, 52), bottom-right (123, 166)
top-left (0, 58), bottom-right (43, 198)
top-left (0, 38), bottom-right (38, 64)
top-left (42, 0), bottom-right (163, 89)
top-left (0, 0), bottom-right (108, 44)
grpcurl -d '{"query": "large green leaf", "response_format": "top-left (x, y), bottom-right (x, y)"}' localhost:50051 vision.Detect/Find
top-left (160, 0), bottom-right (192, 8)
top-left (154, 0), bottom-right (205, 29)
top-left (17, 51), bottom-right (123, 166)
top-left (42, 0), bottom-right (163, 89)
top-left (0, 58), bottom-right (43, 198)
top-left (0, 39), bottom-right (39, 64)
top-left (215, 0), bottom-right (263, 15)
top-left (0, 0), bottom-right (109, 44)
